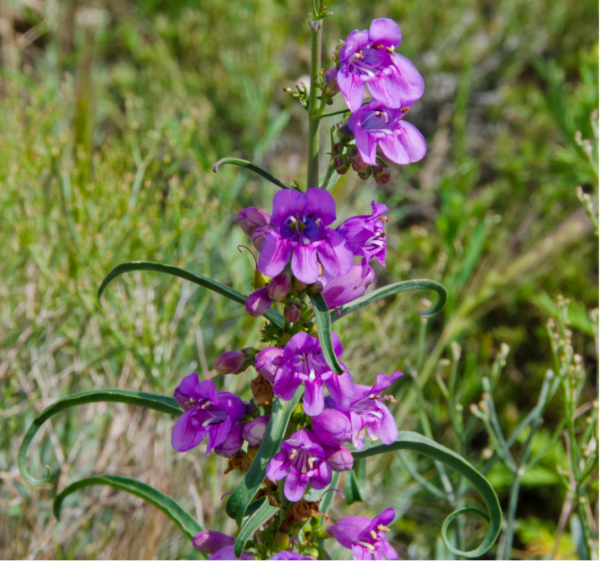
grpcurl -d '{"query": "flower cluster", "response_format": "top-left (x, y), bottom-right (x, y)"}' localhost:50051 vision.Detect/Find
top-left (169, 14), bottom-right (424, 561)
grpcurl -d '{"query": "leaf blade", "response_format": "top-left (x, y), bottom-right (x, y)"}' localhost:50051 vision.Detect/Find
top-left (234, 497), bottom-right (279, 558)
top-left (309, 292), bottom-right (344, 375)
top-left (97, 261), bottom-right (285, 328)
top-left (212, 157), bottom-right (294, 190)
top-left (53, 475), bottom-right (202, 541)
top-left (226, 390), bottom-right (302, 525)
top-left (19, 389), bottom-right (182, 486)
top-left (352, 431), bottom-right (501, 559)
top-left (330, 279), bottom-right (448, 323)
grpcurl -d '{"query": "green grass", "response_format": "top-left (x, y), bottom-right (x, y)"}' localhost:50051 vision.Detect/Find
top-left (0, 0), bottom-right (597, 558)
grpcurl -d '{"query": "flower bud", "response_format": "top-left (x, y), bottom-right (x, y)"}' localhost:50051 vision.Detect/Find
top-left (267, 270), bottom-right (292, 301)
top-left (373, 161), bottom-right (391, 185)
top-left (323, 68), bottom-right (339, 97)
top-left (242, 415), bottom-right (271, 446)
top-left (357, 166), bottom-right (372, 180)
top-left (237, 208), bottom-right (271, 236)
top-left (193, 531), bottom-right (235, 554)
top-left (309, 281), bottom-right (324, 294)
top-left (333, 153), bottom-right (349, 175)
top-left (323, 443), bottom-right (354, 472)
top-left (284, 300), bottom-right (302, 323)
top-left (245, 287), bottom-right (273, 317)
top-left (214, 348), bottom-right (255, 375)
top-left (293, 277), bottom-right (308, 291)
top-left (255, 347), bottom-right (284, 381)
top-left (252, 224), bottom-right (274, 252)
top-left (313, 409), bottom-right (352, 446)
top-left (349, 145), bottom-right (369, 174)
top-left (337, 121), bottom-right (354, 142)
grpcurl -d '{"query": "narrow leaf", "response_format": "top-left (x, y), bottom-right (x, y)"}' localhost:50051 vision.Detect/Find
top-left (19, 389), bottom-right (181, 487)
top-left (308, 292), bottom-right (344, 375)
top-left (353, 431), bottom-right (501, 559)
top-left (212, 157), bottom-right (294, 190)
top-left (53, 475), bottom-right (202, 541)
top-left (97, 261), bottom-right (285, 329)
top-left (226, 390), bottom-right (302, 525)
top-left (330, 279), bottom-right (448, 323)
top-left (234, 497), bottom-right (279, 558)
top-left (344, 468), bottom-right (363, 505)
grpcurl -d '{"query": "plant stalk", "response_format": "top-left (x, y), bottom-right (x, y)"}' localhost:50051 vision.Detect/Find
top-left (306, 7), bottom-right (323, 188)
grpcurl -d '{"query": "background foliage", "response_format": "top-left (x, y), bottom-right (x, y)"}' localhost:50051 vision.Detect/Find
top-left (0, 0), bottom-right (597, 558)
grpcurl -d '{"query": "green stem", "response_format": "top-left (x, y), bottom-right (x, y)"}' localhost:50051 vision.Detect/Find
top-left (306, 6), bottom-right (323, 188)
top-left (499, 475), bottom-right (521, 560)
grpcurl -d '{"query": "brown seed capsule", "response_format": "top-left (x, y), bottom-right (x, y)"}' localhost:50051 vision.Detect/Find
top-left (251, 375), bottom-right (274, 407)
top-left (225, 451), bottom-right (252, 474)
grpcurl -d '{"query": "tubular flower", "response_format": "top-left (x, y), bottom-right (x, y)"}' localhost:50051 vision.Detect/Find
top-left (242, 415), bottom-right (270, 446)
top-left (313, 372), bottom-right (402, 450)
top-left (337, 202), bottom-right (389, 268)
top-left (321, 264), bottom-right (375, 310)
top-left (327, 508), bottom-right (397, 561)
top-left (255, 347), bottom-right (284, 382)
top-left (237, 208), bottom-right (275, 252)
top-left (337, 18), bottom-right (424, 112)
top-left (348, 100), bottom-right (426, 166)
top-left (267, 332), bottom-right (355, 416)
top-left (193, 531), bottom-right (254, 560)
top-left (171, 375), bottom-right (246, 456)
top-left (266, 430), bottom-right (332, 501)
top-left (245, 287), bottom-right (273, 317)
top-left (214, 422), bottom-right (243, 458)
top-left (257, 188), bottom-right (353, 285)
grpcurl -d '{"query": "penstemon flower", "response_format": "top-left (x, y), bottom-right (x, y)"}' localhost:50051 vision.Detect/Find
top-left (327, 508), bottom-right (398, 560)
top-left (267, 332), bottom-right (355, 416)
top-left (266, 430), bottom-right (333, 501)
top-left (348, 100), bottom-right (426, 166)
top-left (320, 263), bottom-right (375, 309)
top-left (254, 188), bottom-right (353, 284)
top-left (313, 371), bottom-right (402, 450)
top-left (336, 18), bottom-right (424, 112)
top-left (171, 375), bottom-right (246, 455)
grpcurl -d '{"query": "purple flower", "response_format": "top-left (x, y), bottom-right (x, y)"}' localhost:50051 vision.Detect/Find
top-left (245, 287), bottom-right (273, 317)
top-left (337, 18), bottom-right (424, 112)
top-left (255, 347), bottom-right (284, 382)
top-left (348, 100), bottom-right (426, 166)
top-left (214, 422), bottom-right (243, 458)
top-left (266, 430), bottom-right (332, 501)
top-left (242, 415), bottom-right (270, 446)
top-left (193, 531), bottom-right (235, 554)
top-left (210, 546), bottom-right (255, 560)
top-left (214, 348), bottom-right (254, 375)
top-left (270, 552), bottom-right (315, 560)
top-left (320, 263), bottom-right (375, 310)
top-left (257, 188), bottom-right (353, 285)
top-left (237, 208), bottom-right (271, 236)
top-left (337, 202), bottom-right (389, 268)
top-left (314, 372), bottom-right (402, 450)
top-left (171, 375), bottom-right (246, 456)
top-left (268, 332), bottom-right (355, 416)
top-left (322, 442), bottom-right (354, 472)
top-left (327, 508), bottom-right (397, 560)
top-left (283, 300), bottom-right (302, 323)
top-left (267, 271), bottom-right (292, 301)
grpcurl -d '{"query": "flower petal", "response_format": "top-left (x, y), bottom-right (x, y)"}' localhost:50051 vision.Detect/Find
top-left (378, 134), bottom-right (409, 165)
top-left (327, 517), bottom-right (371, 549)
top-left (397, 121), bottom-right (427, 163)
top-left (369, 18), bottom-right (402, 48)
top-left (193, 531), bottom-right (235, 554)
top-left (273, 364), bottom-right (302, 401)
top-left (303, 379), bottom-right (325, 416)
top-left (366, 75), bottom-right (399, 109)
top-left (174, 372), bottom-right (200, 407)
top-left (339, 29), bottom-right (370, 62)
top-left (266, 450), bottom-right (291, 481)
top-left (378, 404), bottom-right (399, 445)
top-left (316, 230), bottom-right (354, 279)
top-left (312, 408), bottom-right (352, 446)
top-left (272, 189), bottom-right (306, 227)
top-left (354, 126), bottom-right (378, 165)
top-left (324, 368), bottom-right (355, 409)
top-left (171, 408), bottom-right (206, 452)
top-left (284, 470), bottom-right (308, 502)
top-left (305, 188), bottom-right (337, 225)
top-left (337, 67), bottom-right (366, 112)
top-left (390, 53), bottom-right (425, 103)
top-left (258, 230), bottom-right (294, 278)
top-left (206, 416), bottom-right (232, 457)
top-left (291, 244), bottom-right (320, 284)
top-left (308, 459), bottom-right (332, 490)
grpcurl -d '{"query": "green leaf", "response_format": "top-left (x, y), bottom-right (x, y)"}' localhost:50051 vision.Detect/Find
top-left (344, 467), bottom-right (363, 505)
top-left (19, 389), bottom-right (181, 487)
top-left (212, 157), bottom-right (295, 190)
top-left (234, 497), bottom-right (279, 558)
top-left (353, 431), bottom-right (501, 559)
top-left (226, 390), bottom-right (302, 525)
top-left (97, 261), bottom-right (285, 329)
top-left (308, 292), bottom-right (344, 375)
top-left (53, 475), bottom-right (202, 542)
top-left (330, 279), bottom-right (448, 323)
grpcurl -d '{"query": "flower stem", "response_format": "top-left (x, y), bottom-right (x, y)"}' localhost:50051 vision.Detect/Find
top-left (307, 5), bottom-right (323, 188)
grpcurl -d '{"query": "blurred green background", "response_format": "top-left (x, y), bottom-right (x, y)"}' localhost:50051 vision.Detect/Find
top-left (0, 0), bottom-right (597, 558)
